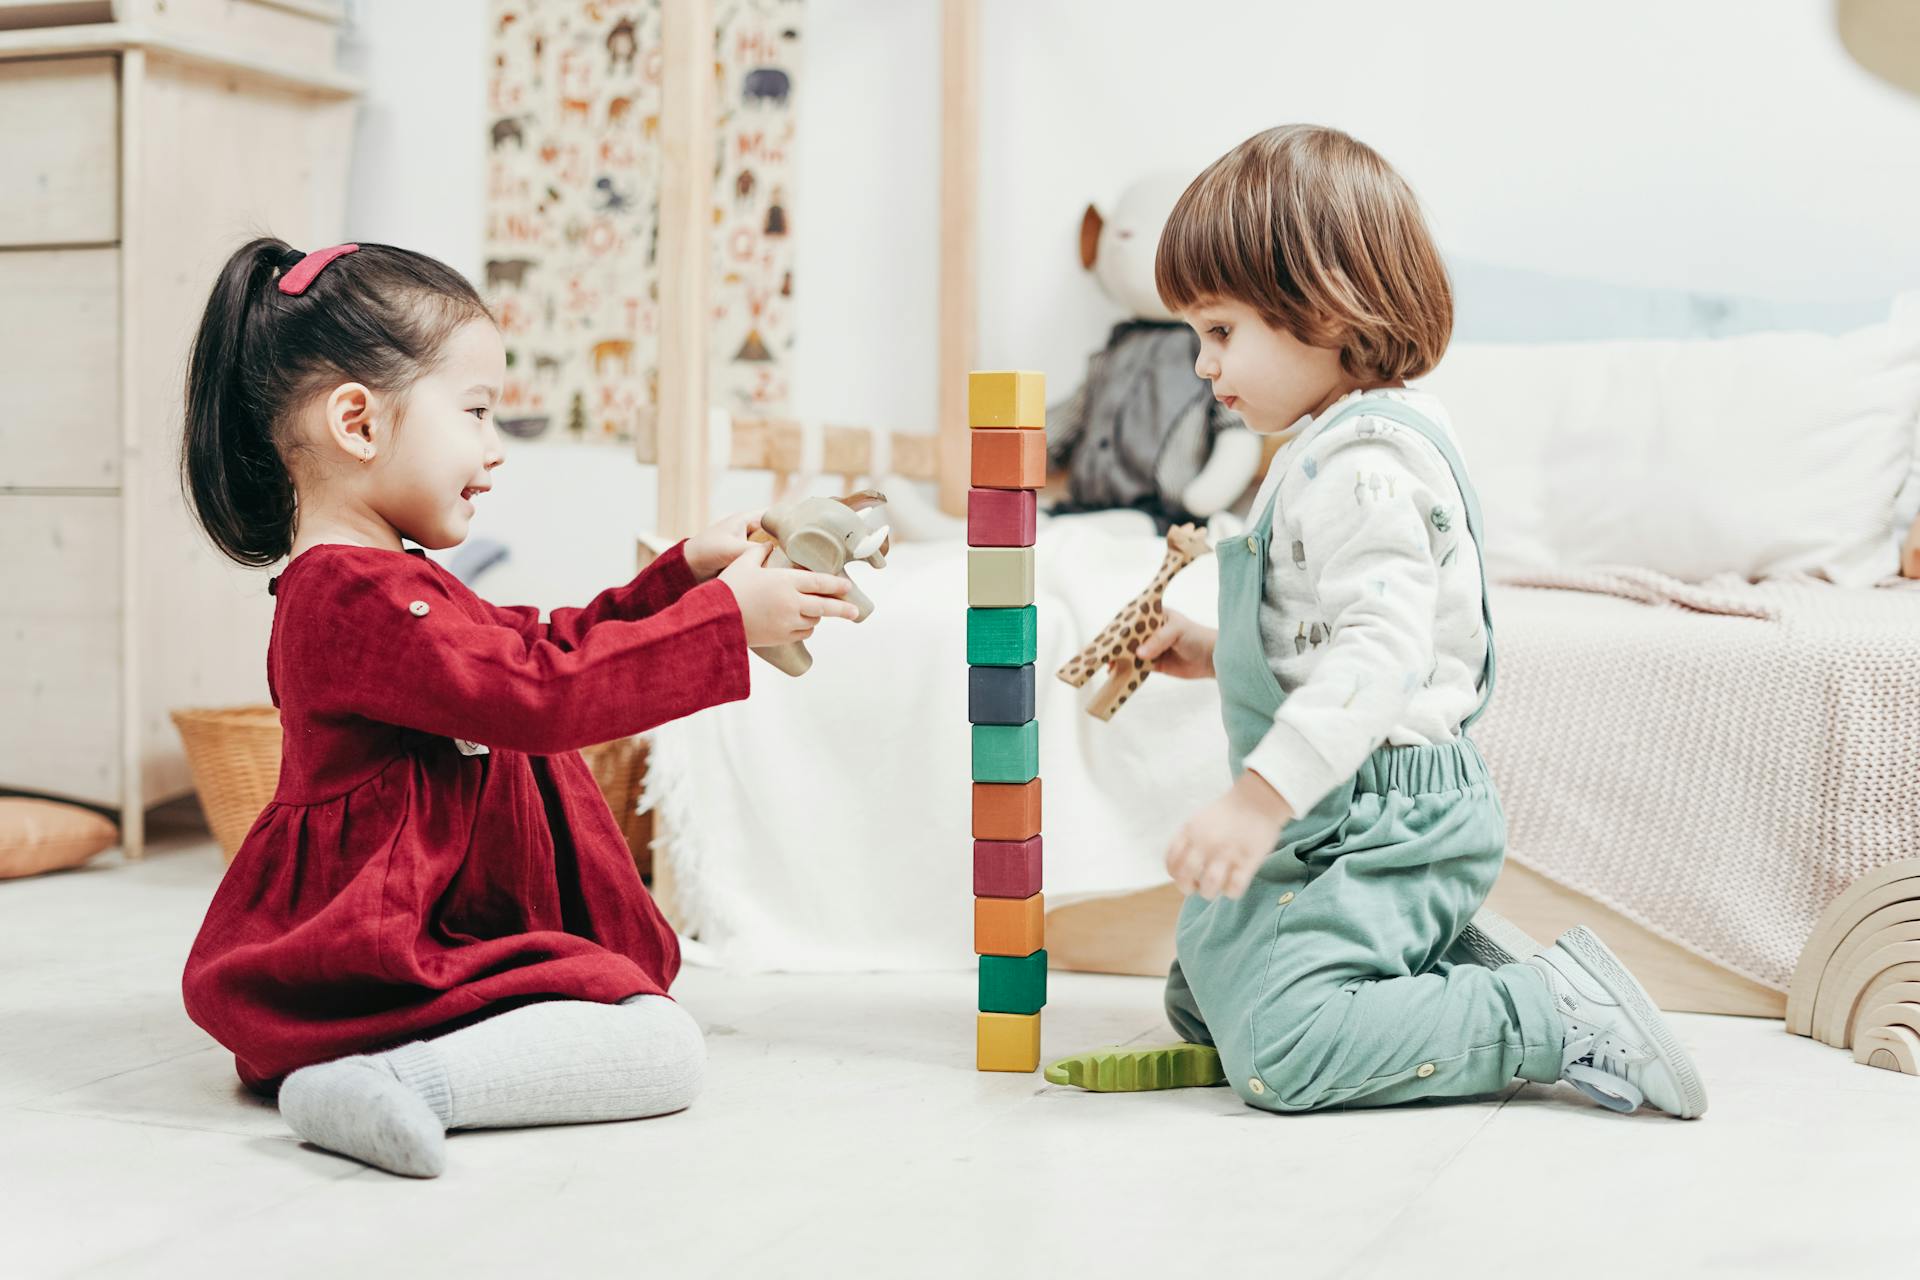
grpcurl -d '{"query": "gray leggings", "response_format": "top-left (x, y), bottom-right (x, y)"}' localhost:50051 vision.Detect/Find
top-left (377, 993), bottom-right (706, 1128)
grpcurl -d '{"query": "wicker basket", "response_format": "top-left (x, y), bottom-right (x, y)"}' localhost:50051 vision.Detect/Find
top-left (169, 706), bottom-right (284, 861)
top-left (580, 735), bottom-right (654, 878)
top-left (170, 705), bottom-right (653, 872)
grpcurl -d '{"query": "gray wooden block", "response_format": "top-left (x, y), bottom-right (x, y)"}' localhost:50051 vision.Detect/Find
top-left (969, 663), bottom-right (1035, 725)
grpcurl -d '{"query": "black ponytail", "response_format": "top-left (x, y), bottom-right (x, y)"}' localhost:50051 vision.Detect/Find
top-left (181, 235), bottom-right (492, 567)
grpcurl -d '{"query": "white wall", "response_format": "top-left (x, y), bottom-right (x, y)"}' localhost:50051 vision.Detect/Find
top-left (338, 0), bottom-right (488, 282)
top-left (341, 0), bottom-right (1920, 609)
top-left (967, 0), bottom-right (1920, 394)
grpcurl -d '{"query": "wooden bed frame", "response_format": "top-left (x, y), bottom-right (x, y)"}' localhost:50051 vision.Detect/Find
top-left (636, 0), bottom-right (1785, 1020)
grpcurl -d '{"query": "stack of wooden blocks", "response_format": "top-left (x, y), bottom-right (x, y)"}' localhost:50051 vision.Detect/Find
top-left (968, 370), bottom-right (1048, 1073)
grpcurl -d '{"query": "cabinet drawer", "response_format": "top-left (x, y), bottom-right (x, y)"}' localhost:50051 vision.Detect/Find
top-left (127, 0), bottom-right (345, 76)
top-left (0, 55), bottom-right (118, 246)
top-left (0, 247), bottom-right (119, 487)
top-left (0, 493), bottom-right (121, 807)
top-left (0, 4), bottom-right (112, 31)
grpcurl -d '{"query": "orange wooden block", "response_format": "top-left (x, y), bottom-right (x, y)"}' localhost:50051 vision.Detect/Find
top-left (970, 429), bottom-right (1046, 490)
top-left (975, 893), bottom-right (1045, 956)
top-left (972, 779), bottom-right (1042, 841)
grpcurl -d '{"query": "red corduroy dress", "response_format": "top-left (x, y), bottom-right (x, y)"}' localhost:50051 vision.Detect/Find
top-left (182, 541), bottom-right (749, 1093)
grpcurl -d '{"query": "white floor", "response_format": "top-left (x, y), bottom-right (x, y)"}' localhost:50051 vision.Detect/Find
top-left (2, 809), bottom-right (1913, 1280)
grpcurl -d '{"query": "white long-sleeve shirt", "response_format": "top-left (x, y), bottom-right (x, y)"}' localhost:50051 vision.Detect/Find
top-left (1241, 387), bottom-right (1489, 816)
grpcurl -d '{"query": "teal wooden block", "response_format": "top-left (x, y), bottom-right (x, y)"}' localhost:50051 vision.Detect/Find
top-left (972, 721), bottom-right (1039, 784)
top-left (979, 949), bottom-right (1048, 1015)
top-left (967, 606), bottom-right (1037, 667)
top-left (968, 547), bottom-right (1034, 608)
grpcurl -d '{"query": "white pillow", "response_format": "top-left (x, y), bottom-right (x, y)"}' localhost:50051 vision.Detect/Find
top-left (1419, 295), bottom-right (1920, 585)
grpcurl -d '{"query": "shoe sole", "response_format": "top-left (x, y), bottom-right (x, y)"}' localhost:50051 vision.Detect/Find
top-left (1457, 907), bottom-right (1540, 970)
top-left (1561, 925), bottom-right (1709, 1119)
top-left (1043, 1044), bottom-right (1226, 1092)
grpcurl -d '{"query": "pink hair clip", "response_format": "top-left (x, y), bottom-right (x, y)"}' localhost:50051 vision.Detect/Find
top-left (277, 243), bottom-right (360, 296)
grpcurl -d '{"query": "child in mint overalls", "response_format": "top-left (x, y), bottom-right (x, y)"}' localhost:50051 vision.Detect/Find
top-left (1047, 126), bottom-right (1708, 1119)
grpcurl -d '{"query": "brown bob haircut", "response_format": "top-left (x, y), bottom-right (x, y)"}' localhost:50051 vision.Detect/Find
top-left (1155, 125), bottom-right (1453, 382)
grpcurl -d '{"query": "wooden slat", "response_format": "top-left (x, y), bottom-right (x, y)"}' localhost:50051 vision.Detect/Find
top-left (0, 22), bottom-right (359, 96)
top-left (936, 0), bottom-right (978, 516)
top-left (652, 0), bottom-right (713, 539)
top-left (635, 416), bottom-right (940, 484)
top-left (119, 45), bottom-right (143, 859)
top-left (0, 3), bottom-right (112, 33)
top-left (127, 0), bottom-right (343, 72)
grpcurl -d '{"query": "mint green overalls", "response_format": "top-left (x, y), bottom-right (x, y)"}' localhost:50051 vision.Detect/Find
top-left (1164, 394), bottom-right (1565, 1112)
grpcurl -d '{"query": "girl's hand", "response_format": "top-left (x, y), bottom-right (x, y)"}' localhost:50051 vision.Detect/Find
top-left (685, 510), bottom-right (765, 583)
top-left (1130, 609), bottom-right (1218, 680)
top-left (1166, 772), bottom-right (1294, 900)
top-left (718, 542), bottom-right (860, 647)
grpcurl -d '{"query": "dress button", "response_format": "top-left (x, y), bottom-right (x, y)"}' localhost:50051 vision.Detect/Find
top-left (1248, 1077), bottom-right (1266, 1095)
top-left (1245, 536), bottom-right (1258, 551)
top-left (1277, 891), bottom-right (1294, 906)
top-left (409, 600), bottom-right (430, 617)
top-left (1416, 1063), bottom-right (1436, 1078)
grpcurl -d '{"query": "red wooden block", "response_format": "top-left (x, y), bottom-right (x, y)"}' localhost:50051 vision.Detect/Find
top-left (967, 488), bottom-right (1037, 547)
top-left (972, 779), bottom-right (1042, 841)
top-left (971, 430), bottom-right (1046, 490)
top-left (974, 836), bottom-right (1043, 898)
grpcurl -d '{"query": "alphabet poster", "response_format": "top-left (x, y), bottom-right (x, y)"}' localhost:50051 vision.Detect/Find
top-left (484, 0), bottom-right (801, 444)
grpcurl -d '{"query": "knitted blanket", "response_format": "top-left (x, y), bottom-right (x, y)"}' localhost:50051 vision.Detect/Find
top-left (1476, 569), bottom-right (1920, 991)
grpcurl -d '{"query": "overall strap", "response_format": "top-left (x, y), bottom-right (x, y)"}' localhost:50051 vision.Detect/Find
top-left (1303, 394), bottom-right (1497, 730)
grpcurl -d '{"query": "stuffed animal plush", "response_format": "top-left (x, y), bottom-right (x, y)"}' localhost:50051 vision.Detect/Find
top-left (1047, 173), bottom-right (1266, 532)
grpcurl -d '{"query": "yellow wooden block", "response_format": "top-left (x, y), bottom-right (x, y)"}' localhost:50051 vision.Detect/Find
top-left (968, 547), bottom-right (1034, 609)
top-left (968, 370), bottom-right (1046, 429)
top-left (977, 1011), bottom-right (1042, 1072)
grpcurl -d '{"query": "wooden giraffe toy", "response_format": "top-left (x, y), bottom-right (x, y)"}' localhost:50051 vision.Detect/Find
top-left (1056, 523), bottom-right (1213, 721)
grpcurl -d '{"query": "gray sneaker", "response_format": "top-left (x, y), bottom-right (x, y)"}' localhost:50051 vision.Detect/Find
top-left (1526, 926), bottom-right (1708, 1119)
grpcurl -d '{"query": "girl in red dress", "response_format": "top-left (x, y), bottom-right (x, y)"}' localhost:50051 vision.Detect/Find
top-left (178, 239), bottom-right (858, 1177)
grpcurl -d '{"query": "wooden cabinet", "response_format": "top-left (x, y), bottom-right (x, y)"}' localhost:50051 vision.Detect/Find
top-left (0, 2), bottom-right (357, 856)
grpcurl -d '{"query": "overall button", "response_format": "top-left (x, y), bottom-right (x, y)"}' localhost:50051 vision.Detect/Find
top-left (1277, 891), bottom-right (1294, 906)
top-left (408, 600), bottom-right (430, 617)
top-left (1416, 1063), bottom-right (1436, 1078)
top-left (1245, 536), bottom-right (1258, 551)
top-left (1248, 1077), bottom-right (1266, 1095)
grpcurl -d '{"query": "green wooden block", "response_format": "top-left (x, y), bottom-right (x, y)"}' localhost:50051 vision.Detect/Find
top-left (972, 721), bottom-right (1038, 783)
top-left (967, 606), bottom-right (1037, 667)
top-left (979, 948), bottom-right (1048, 1015)
top-left (968, 547), bottom-right (1035, 608)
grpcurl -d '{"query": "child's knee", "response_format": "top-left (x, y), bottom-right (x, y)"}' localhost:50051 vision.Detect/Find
top-left (1242, 988), bottom-right (1352, 1112)
top-left (1164, 990), bottom-right (1215, 1047)
top-left (620, 994), bottom-right (707, 1111)
top-left (1163, 960), bottom-right (1216, 1046)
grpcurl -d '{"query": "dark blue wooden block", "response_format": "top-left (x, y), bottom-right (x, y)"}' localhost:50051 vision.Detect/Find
top-left (969, 663), bottom-right (1035, 725)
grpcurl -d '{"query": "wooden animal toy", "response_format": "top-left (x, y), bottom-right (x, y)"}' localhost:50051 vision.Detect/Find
top-left (1056, 522), bottom-right (1212, 720)
top-left (749, 489), bottom-right (890, 676)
